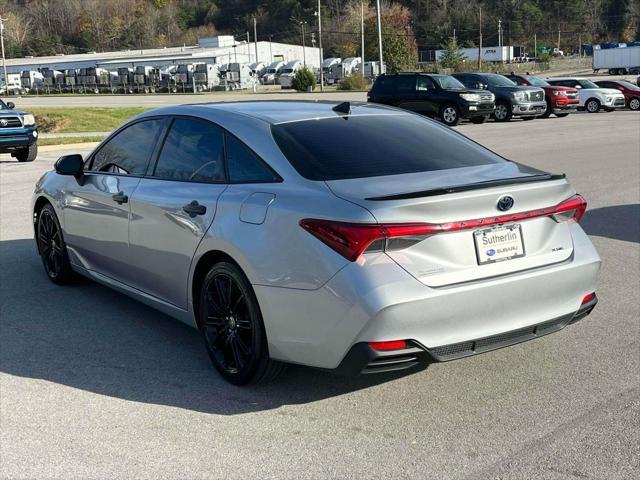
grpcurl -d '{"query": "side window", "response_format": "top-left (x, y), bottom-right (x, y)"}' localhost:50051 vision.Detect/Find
top-left (226, 134), bottom-right (280, 183)
top-left (396, 75), bottom-right (415, 93)
top-left (89, 119), bottom-right (165, 175)
top-left (416, 76), bottom-right (435, 91)
top-left (153, 118), bottom-right (225, 183)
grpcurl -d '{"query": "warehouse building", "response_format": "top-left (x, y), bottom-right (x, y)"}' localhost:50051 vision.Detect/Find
top-left (4, 36), bottom-right (320, 73)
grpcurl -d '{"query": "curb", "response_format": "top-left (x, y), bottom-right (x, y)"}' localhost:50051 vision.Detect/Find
top-left (39, 142), bottom-right (100, 152)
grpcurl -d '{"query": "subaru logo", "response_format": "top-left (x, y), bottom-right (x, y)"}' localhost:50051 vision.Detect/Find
top-left (497, 195), bottom-right (514, 211)
top-left (0, 119), bottom-right (7, 127)
top-left (486, 249), bottom-right (496, 256)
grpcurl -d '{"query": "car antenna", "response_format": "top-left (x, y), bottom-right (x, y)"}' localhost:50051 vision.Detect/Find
top-left (332, 101), bottom-right (351, 116)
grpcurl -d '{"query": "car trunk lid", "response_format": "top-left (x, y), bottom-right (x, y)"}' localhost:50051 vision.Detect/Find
top-left (325, 165), bottom-right (577, 287)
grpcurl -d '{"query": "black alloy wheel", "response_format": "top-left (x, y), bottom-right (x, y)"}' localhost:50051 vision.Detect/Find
top-left (37, 204), bottom-right (73, 284)
top-left (199, 262), bottom-right (283, 385)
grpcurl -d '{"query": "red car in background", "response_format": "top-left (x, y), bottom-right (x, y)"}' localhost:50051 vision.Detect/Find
top-left (595, 80), bottom-right (640, 110)
top-left (505, 73), bottom-right (579, 118)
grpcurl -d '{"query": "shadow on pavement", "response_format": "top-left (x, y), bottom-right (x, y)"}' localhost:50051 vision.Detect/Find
top-left (0, 238), bottom-right (422, 415)
top-left (581, 204), bottom-right (639, 244)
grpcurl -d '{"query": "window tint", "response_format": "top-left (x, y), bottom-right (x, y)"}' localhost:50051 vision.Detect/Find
top-left (395, 75), bottom-right (416, 93)
top-left (153, 118), bottom-right (225, 183)
top-left (416, 76), bottom-right (435, 91)
top-left (90, 119), bottom-right (165, 175)
top-left (271, 114), bottom-right (505, 181)
top-left (226, 134), bottom-right (280, 183)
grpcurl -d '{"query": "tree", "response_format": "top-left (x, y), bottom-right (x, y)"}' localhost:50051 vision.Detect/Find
top-left (438, 36), bottom-right (467, 69)
top-left (291, 66), bottom-right (316, 91)
top-left (363, 3), bottom-right (418, 73)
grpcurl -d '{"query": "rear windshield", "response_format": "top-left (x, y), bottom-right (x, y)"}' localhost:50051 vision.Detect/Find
top-left (271, 113), bottom-right (505, 181)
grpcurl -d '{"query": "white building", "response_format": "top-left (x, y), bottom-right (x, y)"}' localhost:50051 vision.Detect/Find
top-left (5, 37), bottom-right (320, 73)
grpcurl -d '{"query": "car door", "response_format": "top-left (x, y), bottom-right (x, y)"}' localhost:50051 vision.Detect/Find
top-left (62, 118), bottom-right (168, 282)
top-left (127, 116), bottom-right (228, 309)
top-left (393, 75), bottom-right (420, 111)
top-left (414, 75), bottom-right (439, 115)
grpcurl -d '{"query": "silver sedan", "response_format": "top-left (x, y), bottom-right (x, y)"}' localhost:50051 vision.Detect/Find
top-left (32, 101), bottom-right (601, 384)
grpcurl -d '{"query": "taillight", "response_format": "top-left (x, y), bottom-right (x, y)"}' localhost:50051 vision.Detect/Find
top-left (551, 194), bottom-right (587, 223)
top-left (582, 292), bottom-right (595, 304)
top-left (300, 194), bottom-right (587, 261)
top-left (368, 340), bottom-right (407, 351)
top-left (299, 219), bottom-right (439, 261)
top-left (366, 90), bottom-right (371, 99)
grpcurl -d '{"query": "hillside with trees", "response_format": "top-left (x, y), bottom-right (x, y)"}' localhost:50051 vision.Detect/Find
top-left (1, 0), bottom-right (638, 65)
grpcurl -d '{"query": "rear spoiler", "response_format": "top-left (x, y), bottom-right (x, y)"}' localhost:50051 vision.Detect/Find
top-left (365, 173), bottom-right (566, 201)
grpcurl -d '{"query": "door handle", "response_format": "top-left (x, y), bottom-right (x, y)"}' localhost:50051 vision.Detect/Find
top-left (182, 200), bottom-right (207, 217)
top-left (112, 192), bottom-right (128, 204)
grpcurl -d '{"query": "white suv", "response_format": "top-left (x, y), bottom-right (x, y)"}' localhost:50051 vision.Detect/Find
top-left (546, 77), bottom-right (626, 112)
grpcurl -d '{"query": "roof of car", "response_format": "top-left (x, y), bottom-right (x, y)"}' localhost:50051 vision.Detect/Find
top-left (174, 100), bottom-right (404, 124)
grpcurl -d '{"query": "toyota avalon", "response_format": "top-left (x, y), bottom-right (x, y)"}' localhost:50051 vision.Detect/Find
top-left (32, 101), bottom-right (600, 384)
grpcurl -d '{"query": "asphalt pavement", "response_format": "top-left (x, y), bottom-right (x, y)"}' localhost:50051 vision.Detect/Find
top-left (1, 110), bottom-right (639, 479)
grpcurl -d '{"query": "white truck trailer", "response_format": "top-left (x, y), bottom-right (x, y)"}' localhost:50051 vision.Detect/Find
top-left (436, 46), bottom-right (514, 63)
top-left (593, 46), bottom-right (640, 75)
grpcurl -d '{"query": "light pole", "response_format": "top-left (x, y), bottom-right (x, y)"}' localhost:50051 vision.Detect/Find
top-left (375, 0), bottom-right (384, 73)
top-left (0, 17), bottom-right (8, 92)
top-left (315, 1), bottom-right (324, 91)
top-left (361, 1), bottom-right (365, 78)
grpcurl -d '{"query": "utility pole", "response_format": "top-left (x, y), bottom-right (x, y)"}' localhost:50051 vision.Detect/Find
top-left (557, 25), bottom-right (561, 52)
top-left (478, 7), bottom-right (482, 69)
top-left (578, 33), bottom-right (582, 56)
top-left (361, 1), bottom-right (365, 78)
top-left (0, 17), bottom-right (8, 91)
top-left (375, 0), bottom-right (384, 73)
top-left (253, 17), bottom-right (258, 64)
top-left (534, 33), bottom-right (537, 59)
top-left (453, 28), bottom-right (456, 43)
top-left (246, 31), bottom-right (251, 63)
top-left (301, 21), bottom-right (307, 67)
top-left (317, 0), bottom-right (324, 91)
top-left (498, 19), bottom-right (502, 47)
top-left (268, 35), bottom-right (273, 62)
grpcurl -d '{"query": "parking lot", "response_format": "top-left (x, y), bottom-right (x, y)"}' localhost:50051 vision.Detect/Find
top-left (1, 109), bottom-right (639, 479)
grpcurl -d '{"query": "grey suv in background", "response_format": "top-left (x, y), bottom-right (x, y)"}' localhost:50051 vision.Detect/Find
top-left (453, 73), bottom-right (547, 122)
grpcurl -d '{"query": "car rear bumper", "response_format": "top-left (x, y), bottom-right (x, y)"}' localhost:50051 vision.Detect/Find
top-left (334, 294), bottom-right (597, 375)
top-left (512, 101), bottom-right (547, 116)
top-left (256, 223), bottom-right (601, 370)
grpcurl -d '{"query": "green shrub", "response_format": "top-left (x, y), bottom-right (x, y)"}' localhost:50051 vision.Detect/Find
top-left (291, 67), bottom-right (316, 92)
top-left (337, 74), bottom-right (369, 91)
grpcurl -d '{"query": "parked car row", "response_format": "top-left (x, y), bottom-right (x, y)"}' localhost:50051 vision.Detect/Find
top-left (367, 71), bottom-right (636, 125)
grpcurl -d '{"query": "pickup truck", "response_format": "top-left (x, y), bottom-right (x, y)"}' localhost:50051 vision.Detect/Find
top-left (0, 99), bottom-right (38, 162)
top-left (504, 73), bottom-right (579, 117)
top-left (452, 72), bottom-right (546, 122)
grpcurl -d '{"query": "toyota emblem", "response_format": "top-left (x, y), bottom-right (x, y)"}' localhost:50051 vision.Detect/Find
top-left (497, 195), bottom-right (514, 211)
top-left (0, 119), bottom-right (8, 127)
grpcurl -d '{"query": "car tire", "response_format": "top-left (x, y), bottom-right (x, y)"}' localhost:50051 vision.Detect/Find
top-left (628, 98), bottom-right (640, 110)
top-left (37, 203), bottom-right (74, 285)
top-left (470, 116), bottom-right (487, 124)
top-left (555, 113), bottom-right (570, 118)
top-left (585, 98), bottom-right (600, 113)
top-left (439, 104), bottom-right (460, 126)
top-left (493, 101), bottom-right (512, 122)
top-left (16, 143), bottom-right (37, 162)
top-left (540, 99), bottom-right (552, 118)
top-left (199, 261), bottom-right (284, 385)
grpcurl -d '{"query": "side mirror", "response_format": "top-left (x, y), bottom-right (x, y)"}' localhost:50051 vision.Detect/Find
top-left (6, 102), bottom-right (15, 109)
top-left (618, 87), bottom-right (625, 91)
top-left (574, 85), bottom-right (582, 89)
top-left (55, 154), bottom-right (84, 177)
